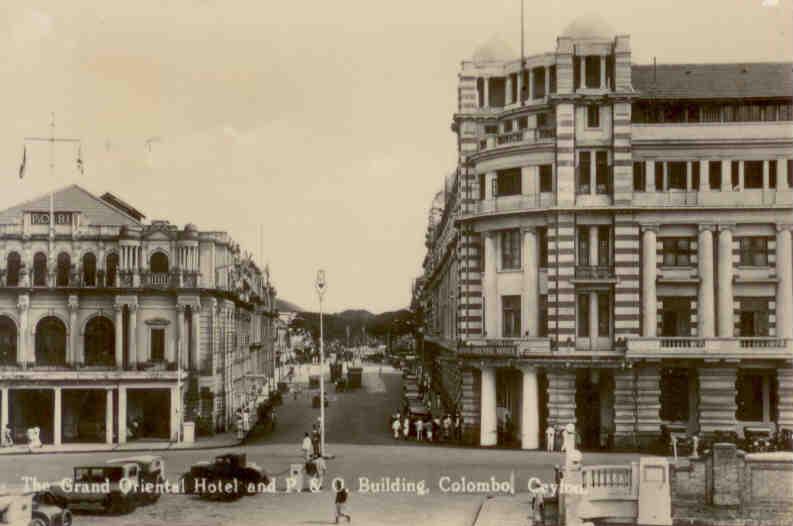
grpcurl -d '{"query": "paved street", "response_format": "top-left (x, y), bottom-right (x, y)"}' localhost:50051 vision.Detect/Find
top-left (0, 369), bottom-right (643, 525)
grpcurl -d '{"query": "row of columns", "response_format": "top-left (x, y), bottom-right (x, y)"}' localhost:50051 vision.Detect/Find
top-left (641, 224), bottom-right (793, 338)
top-left (640, 160), bottom-right (790, 192)
top-left (0, 385), bottom-right (179, 445)
top-left (479, 366), bottom-right (539, 449)
top-left (178, 246), bottom-right (200, 272)
top-left (577, 54), bottom-right (609, 90)
top-left (120, 245), bottom-right (142, 270)
top-left (480, 66), bottom-right (553, 109)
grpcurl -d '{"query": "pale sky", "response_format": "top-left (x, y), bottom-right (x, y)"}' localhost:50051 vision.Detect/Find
top-left (0, 0), bottom-right (790, 312)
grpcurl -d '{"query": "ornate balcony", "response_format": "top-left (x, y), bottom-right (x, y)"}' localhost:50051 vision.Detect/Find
top-left (625, 337), bottom-right (793, 360)
top-left (471, 193), bottom-right (556, 215)
top-left (480, 128), bottom-right (555, 152)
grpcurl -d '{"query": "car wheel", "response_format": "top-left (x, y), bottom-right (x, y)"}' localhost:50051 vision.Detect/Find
top-left (28, 517), bottom-right (48, 526)
top-left (61, 510), bottom-right (73, 526)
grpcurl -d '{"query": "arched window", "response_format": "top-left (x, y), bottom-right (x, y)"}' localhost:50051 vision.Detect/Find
top-left (0, 316), bottom-right (17, 365)
top-left (56, 253), bottom-right (71, 287)
top-left (84, 316), bottom-right (115, 366)
top-left (35, 316), bottom-right (66, 366)
top-left (33, 252), bottom-right (48, 286)
top-left (6, 252), bottom-right (21, 286)
top-left (150, 252), bottom-right (169, 274)
top-left (82, 253), bottom-right (97, 287)
top-left (106, 253), bottom-right (119, 287)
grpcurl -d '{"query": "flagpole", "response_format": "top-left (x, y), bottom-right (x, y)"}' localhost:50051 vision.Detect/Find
top-left (49, 113), bottom-right (55, 247)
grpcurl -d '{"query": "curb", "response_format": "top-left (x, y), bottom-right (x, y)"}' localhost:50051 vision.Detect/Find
top-left (0, 440), bottom-right (243, 457)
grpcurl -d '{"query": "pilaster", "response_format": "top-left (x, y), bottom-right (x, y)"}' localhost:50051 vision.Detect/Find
top-left (547, 369), bottom-right (576, 428)
top-left (698, 367), bottom-right (738, 436)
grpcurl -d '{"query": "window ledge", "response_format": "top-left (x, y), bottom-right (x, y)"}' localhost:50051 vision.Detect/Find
top-left (497, 269), bottom-right (523, 274)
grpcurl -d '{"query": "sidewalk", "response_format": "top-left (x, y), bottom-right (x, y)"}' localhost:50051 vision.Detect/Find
top-left (473, 496), bottom-right (531, 526)
top-left (0, 431), bottom-right (240, 456)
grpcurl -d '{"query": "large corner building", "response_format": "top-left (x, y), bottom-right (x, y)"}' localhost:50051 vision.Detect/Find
top-left (0, 185), bottom-right (278, 445)
top-left (417, 18), bottom-right (793, 450)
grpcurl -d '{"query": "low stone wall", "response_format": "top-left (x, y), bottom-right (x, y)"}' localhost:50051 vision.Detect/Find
top-left (670, 443), bottom-right (793, 521)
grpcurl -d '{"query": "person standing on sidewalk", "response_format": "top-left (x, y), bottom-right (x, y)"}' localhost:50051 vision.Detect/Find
top-left (333, 479), bottom-right (351, 523)
top-left (415, 418), bottom-right (423, 441)
top-left (392, 417), bottom-right (401, 439)
top-left (302, 432), bottom-right (313, 461)
top-left (312, 423), bottom-right (321, 457)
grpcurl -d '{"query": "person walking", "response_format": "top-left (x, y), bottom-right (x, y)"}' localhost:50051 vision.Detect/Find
top-left (302, 432), bottom-right (313, 461)
top-left (312, 424), bottom-right (321, 457)
top-left (334, 479), bottom-right (351, 523)
top-left (313, 454), bottom-right (327, 489)
top-left (392, 417), bottom-right (401, 439)
top-left (415, 418), bottom-right (423, 441)
top-left (403, 416), bottom-right (411, 440)
top-left (425, 417), bottom-right (433, 442)
top-left (545, 425), bottom-right (556, 452)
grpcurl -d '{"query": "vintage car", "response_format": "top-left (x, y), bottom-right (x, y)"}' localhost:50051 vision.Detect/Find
top-left (181, 453), bottom-right (268, 501)
top-left (0, 487), bottom-right (72, 526)
top-left (44, 463), bottom-right (142, 514)
top-left (107, 455), bottom-right (165, 503)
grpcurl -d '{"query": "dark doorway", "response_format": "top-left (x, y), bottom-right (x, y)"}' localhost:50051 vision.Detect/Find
top-left (84, 317), bottom-right (115, 366)
top-left (575, 370), bottom-right (601, 450)
top-left (35, 317), bottom-right (67, 366)
top-left (63, 390), bottom-right (106, 443)
top-left (9, 389), bottom-right (54, 444)
top-left (0, 316), bottom-right (17, 365)
top-left (127, 389), bottom-right (170, 439)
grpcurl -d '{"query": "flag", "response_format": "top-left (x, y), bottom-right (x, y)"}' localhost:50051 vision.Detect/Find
top-left (18, 145), bottom-right (26, 179)
top-left (76, 144), bottom-right (84, 175)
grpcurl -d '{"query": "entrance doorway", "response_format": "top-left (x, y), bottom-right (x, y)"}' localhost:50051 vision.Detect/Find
top-left (62, 390), bottom-right (106, 443)
top-left (9, 389), bottom-right (54, 444)
top-left (127, 389), bottom-right (170, 439)
top-left (575, 369), bottom-right (615, 450)
top-left (496, 369), bottom-right (521, 447)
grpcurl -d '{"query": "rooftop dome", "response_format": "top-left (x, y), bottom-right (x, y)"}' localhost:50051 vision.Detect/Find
top-left (472, 36), bottom-right (516, 62)
top-left (561, 14), bottom-right (615, 40)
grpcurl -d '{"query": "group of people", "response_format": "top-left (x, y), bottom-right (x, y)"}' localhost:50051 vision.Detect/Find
top-left (301, 421), bottom-right (323, 460)
top-left (299, 422), bottom-right (351, 524)
top-left (391, 412), bottom-right (463, 443)
top-left (545, 423), bottom-right (580, 453)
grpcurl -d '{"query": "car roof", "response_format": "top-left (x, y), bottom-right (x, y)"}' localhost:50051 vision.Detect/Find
top-left (76, 463), bottom-right (134, 469)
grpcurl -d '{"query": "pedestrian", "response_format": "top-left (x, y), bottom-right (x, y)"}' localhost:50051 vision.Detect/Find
top-left (313, 454), bottom-right (328, 489)
top-left (425, 417), bottom-right (433, 442)
top-left (333, 479), bottom-right (351, 523)
top-left (302, 432), bottom-right (312, 461)
top-left (1, 425), bottom-right (12, 447)
top-left (415, 418), bottom-right (423, 441)
top-left (312, 424), bottom-right (321, 457)
top-left (545, 425), bottom-right (556, 452)
top-left (403, 416), bottom-right (410, 440)
top-left (442, 414), bottom-right (452, 442)
top-left (392, 417), bottom-right (401, 439)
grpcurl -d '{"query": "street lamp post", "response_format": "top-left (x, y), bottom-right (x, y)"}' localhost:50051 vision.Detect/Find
top-left (315, 270), bottom-right (327, 457)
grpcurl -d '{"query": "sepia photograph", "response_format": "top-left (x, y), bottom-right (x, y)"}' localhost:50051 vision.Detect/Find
top-left (0, 1), bottom-right (791, 525)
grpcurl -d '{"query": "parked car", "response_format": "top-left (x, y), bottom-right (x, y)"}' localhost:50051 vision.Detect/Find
top-left (181, 453), bottom-right (267, 501)
top-left (1, 487), bottom-right (72, 526)
top-left (45, 463), bottom-right (142, 514)
top-left (107, 455), bottom-right (165, 504)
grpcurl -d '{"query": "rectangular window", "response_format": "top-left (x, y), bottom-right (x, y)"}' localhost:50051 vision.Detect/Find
top-left (585, 56), bottom-right (600, 88)
top-left (490, 77), bottom-right (506, 107)
top-left (597, 226), bottom-right (611, 266)
top-left (595, 151), bottom-right (610, 194)
top-left (709, 161), bottom-right (722, 190)
top-left (744, 161), bottom-right (763, 189)
top-left (537, 227), bottom-right (548, 267)
top-left (739, 237), bottom-right (769, 266)
top-left (662, 238), bottom-right (692, 267)
top-left (503, 120), bottom-right (513, 133)
top-left (633, 161), bottom-right (646, 191)
top-left (522, 70), bottom-right (530, 102)
top-left (577, 294), bottom-right (590, 337)
top-left (770, 160), bottom-right (777, 189)
top-left (661, 369), bottom-right (691, 422)
top-left (668, 161), bottom-right (686, 190)
top-left (538, 295), bottom-right (548, 337)
top-left (151, 329), bottom-right (165, 362)
top-left (496, 168), bottom-right (522, 196)
top-left (587, 105), bottom-right (600, 128)
top-left (478, 173), bottom-right (486, 200)
top-left (536, 113), bottom-right (548, 128)
top-left (789, 160), bottom-right (793, 188)
top-left (534, 67), bottom-right (545, 98)
top-left (655, 162), bottom-right (664, 191)
top-left (577, 226), bottom-right (590, 266)
top-left (477, 78), bottom-right (485, 108)
top-left (661, 298), bottom-right (692, 336)
top-left (692, 162), bottom-right (700, 190)
top-left (736, 373), bottom-right (764, 421)
top-left (573, 56), bottom-right (581, 90)
top-left (597, 292), bottom-right (610, 337)
top-left (738, 299), bottom-right (770, 337)
top-left (549, 65), bottom-right (557, 93)
top-left (518, 116), bottom-right (528, 130)
top-left (539, 165), bottom-right (553, 192)
top-left (502, 295), bottom-right (521, 338)
top-left (578, 151), bottom-right (591, 193)
top-left (510, 73), bottom-right (518, 103)
top-left (500, 229), bottom-right (521, 270)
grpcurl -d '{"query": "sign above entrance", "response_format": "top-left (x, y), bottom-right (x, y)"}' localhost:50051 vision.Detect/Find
top-left (30, 212), bottom-right (72, 225)
top-left (459, 345), bottom-right (518, 358)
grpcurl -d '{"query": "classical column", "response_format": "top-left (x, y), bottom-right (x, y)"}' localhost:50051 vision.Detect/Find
top-left (176, 304), bottom-right (186, 368)
top-left (776, 226), bottom-right (793, 339)
top-left (686, 161), bottom-right (693, 191)
top-left (17, 295), bottom-right (29, 365)
top-left (528, 68), bottom-right (534, 101)
top-left (1, 388), bottom-right (8, 439)
top-left (544, 66), bottom-right (550, 97)
top-left (505, 75), bottom-right (512, 105)
top-left (171, 385), bottom-right (180, 441)
top-left (738, 161), bottom-right (744, 189)
top-left (589, 226), bottom-right (599, 266)
top-left (114, 304), bottom-right (124, 368)
top-left (118, 387), bottom-right (127, 444)
top-left (480, 366), bottom-right (497, 446)
top-left (68, 296), bottom-right (78, 365)
top-left (579, 56), bottom-right (585, 91)
top-left (721, 160), bottom-right (731, 191)
top-left (53, 387), bottom-right (62, 446)
top-left (662, 162), bottom-right (668, 191)
top-left (779, 158), bottom-right (790, 190)
top-left (191, 304), bottom-right (201, 371)
top-left (128, 304), bottom-right (138, 368)
top-left (698, 226), bottom-right (716, 337)
top-left (642, 225), bottom-right (658, 337)
top-left (645, 161), bottom-right (655, 192)
top-left (763, 161), bottom-right (770, 190)
top-left (717, 226), bottom-right (735, 337)
top-left (700, 160), bottom-right (710, 191)
top-left (600, 55), bottom-right (606, 89)
top-left (483, 232), bottom-right (498, 338)
top-left (105, 389), bottom-right (114, 444)
top-left (523, 228), bottom-right (539, 337)
top-left (516, 72), bottom-right (523, 104)
top-left (589, 292), bottom-right (599, 344)
top-left (590, 152), bottom-right (596, 195)
top-left (521, 366), bottom-right (539, 449)
top-left (483, 77), bottom-right (490, 109)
